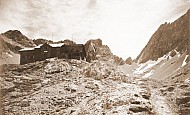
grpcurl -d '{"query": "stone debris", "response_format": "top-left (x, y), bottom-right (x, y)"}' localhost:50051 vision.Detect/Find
top-left (1, 59), bottom-right (156, 115)
top-left (1, 58), bottom-right (189, 114)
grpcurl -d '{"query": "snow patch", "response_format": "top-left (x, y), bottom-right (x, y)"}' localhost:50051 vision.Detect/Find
top-left (134, 50), bottom-right (180, 77)
top-left (6, 52), bottom-right (13, 57)
top-left (134, 60), bottom-right (159, 75)
top-left (90, 42), bottom-right (96, 52)
top-left (49, 43), bottom-right (64, 47)
top-left (19, 48), bottom-right (35, 51)
top-left (182, 55), bottom-right (188, 67)
top-left (142, 70), bottom-right (154, 78)
top-left (184, 78), bottom-right (190, 84)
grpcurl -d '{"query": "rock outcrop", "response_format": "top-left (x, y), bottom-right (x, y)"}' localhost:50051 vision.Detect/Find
top-left (113, 55), bottom-right (125, 65)
top-left (125, 57), bottom-right (133, 65)
top-left (84, 39), bottom-right (113, 62)
top-left (136, 9), bottom-right (190, 63)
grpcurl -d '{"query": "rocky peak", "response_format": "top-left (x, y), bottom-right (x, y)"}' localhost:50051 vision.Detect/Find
top-left (113, 55), bottom-right (125, 65)
top-left (2, 30), bottom-right (35, 47)
top-left (125, 57), bottom-right (133, 65)
top-left (136, 9), bottom-right (190, 63)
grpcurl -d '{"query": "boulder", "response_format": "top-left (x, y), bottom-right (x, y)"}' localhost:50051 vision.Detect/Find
top-left (84, 39), bottom-right (112, 62)
top-left (170, 50), bottom-right (177, 57)
top-left (129, 106), bottom-right (151, 113)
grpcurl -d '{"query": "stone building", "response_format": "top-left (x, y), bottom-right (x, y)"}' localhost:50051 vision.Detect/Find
top-left (19, 43), bottom-right (86, 64)
top-left (60, 44), bottom-right (86, 60)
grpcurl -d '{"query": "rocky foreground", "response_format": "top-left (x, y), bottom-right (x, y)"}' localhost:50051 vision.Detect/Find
top-left (1, 59), bottom-right (189, 115)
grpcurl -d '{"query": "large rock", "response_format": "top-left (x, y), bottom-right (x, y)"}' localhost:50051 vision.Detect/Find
top-left (136, 9), bottom-right (190, 63)
top-left (84, 39), bottom-right (113, 62)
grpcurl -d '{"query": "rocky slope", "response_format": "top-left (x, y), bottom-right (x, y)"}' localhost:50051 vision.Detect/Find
top-left (1, 58), bottom-right (177, 115)
top-left (1, 8), bottom-right (190, 114)
top-left (2, 30), bottom-right (35, 48)
top-left (136, 9), bottom-right (190, 64)
top-left (132, 51), bottom-right (190, 114)
top-left (162, 67), bottom-right (190, 115)
top-left (0, 30), bottom-right (37, 64)
top-left (134, 9), bottom-right (190, 115)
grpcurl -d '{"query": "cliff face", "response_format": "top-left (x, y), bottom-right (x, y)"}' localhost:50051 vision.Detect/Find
top-left (136, 9), bottom-right (190, 63)
top-left (84, 39), bottom-right (113, 62)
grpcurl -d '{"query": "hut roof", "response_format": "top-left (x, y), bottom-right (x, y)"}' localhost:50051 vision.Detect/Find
top-left (19, 43), bottom-right (64, 52)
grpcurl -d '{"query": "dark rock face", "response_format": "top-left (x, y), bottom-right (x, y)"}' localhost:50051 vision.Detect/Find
top-left (125, 57), bottom-right (133, 65)
top-left (2, 30), bottom-right (35, 47)
top-left (129, 106), bottom-right (152, 113)
top-left (136, 9), bottom-right (190, 63)
top-left (84, 39), bottom-right (113, 62)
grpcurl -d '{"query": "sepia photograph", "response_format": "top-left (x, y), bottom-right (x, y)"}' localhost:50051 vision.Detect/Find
top-left (0, 0), bottom-right (190, 114)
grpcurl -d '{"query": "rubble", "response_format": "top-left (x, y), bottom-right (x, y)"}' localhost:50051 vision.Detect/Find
top-left (1, 59), bottom-right (160, 114)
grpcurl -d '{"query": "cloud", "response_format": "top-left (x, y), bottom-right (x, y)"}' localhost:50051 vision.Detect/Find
top-left (161, 0), bottom-right (190, 22)
top-left (0, 0), bottom-right (189, 58)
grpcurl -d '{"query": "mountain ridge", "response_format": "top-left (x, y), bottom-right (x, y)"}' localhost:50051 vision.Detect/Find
top-left (136, 9), bottom-right (190, 63)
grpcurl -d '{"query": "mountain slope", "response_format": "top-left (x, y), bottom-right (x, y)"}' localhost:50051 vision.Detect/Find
top-left (136, 9), bottom-right (190, 64)
top-left (2, 30), bottom-right (35, 48)
top-left (1, 58), bottom-right (175, 115)
top-left (0, 30), bottom-right (36, 64)
top-left (133, 9), bottom-right (190, 114)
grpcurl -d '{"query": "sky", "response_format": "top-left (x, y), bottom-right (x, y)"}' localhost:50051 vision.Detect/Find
top-left (0, 0), bottom-right (190, 59)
